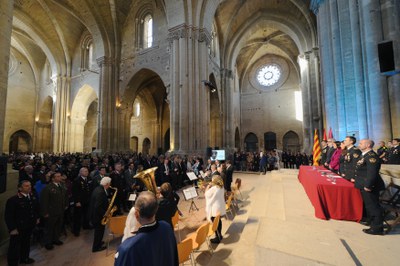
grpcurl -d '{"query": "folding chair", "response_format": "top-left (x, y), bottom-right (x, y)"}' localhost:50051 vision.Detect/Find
top-left (106, 215), bottom-right (127, 255)
top-left (234, 178), bottom-right (243, 200)
top-left (187, 222), bottom-right (210, 253)
top-left (172, 210), bottom-right (181, 241)
top-left (207, 214), bottom-right (221, 253)
top-left (225, 194), bottom-right (235, 220)
top-left (177, 237), bottom-right (194, 266)
top-left (380, 181), bottom-right (400, 233)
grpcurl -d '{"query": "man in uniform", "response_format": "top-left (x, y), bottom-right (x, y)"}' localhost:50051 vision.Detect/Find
top-left (377, 141), bottom-right (388, 163)
top-left (342, 136), bottom-right (361, 181)
top-left (320, 140), bottom-right (328, 165)
top-left (387, 138), bottom-right (400, 164)
top-left (354, 139), bottom-right (385, 235)
top-left (72, 167), bottom-right (93, 236)
top-left (40, 172), bottom-right (68, 250)
top-left (5, 180), bottom-right (39, 265)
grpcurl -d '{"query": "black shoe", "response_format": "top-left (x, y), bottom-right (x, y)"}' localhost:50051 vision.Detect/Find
top-left (210, 237), bottom-right (220, 244)
top-left (53, 240), bottom-right (64, 245)
top-left (92, 246), bottom-right (107, 252)
top-left (20, 258), bottom-right (35, 264)
top-left (45, 244), bottom-right (54, 250)
top-left (362, 228), bottom-right (384, 235)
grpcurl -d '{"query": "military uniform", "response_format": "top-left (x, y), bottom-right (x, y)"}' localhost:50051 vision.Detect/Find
top-left (387, 145), bottom-right (400, 164)
top-left (40, 182), bottom-right (68, 248)
top-left (355, 150), bottom-right (385, 233)
top-left (5, 192), bottom-right (39, 266)
top-left (342, 146), bottom-right (361, 181)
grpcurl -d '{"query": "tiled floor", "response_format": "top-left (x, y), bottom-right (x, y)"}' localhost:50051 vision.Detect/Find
top-left (1, 169), bottom-right (399, 265)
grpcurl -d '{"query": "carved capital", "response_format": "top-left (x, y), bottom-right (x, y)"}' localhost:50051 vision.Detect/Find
top-left (309, 0), bottom-right (326, 15)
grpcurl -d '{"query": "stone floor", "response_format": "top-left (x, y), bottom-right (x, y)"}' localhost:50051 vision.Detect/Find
top-left (1, 169), bottom-right (399, 265)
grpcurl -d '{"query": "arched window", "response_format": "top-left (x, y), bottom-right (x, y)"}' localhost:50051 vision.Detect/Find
top-left (80, 33), bottom-right (94, 71)
top-left (143, 14), bottom-right (153, 48)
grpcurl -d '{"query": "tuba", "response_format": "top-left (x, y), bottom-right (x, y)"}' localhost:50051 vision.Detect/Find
top-left (101, 186), bottom-right (118, 225)
top-left (133, 166), bottom-right (158, 195)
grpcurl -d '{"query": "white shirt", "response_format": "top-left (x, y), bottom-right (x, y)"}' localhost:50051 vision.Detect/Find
top-left (205, 186), bottom-right (226, 222)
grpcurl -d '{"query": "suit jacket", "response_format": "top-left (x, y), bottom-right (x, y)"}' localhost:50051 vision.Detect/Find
top-left (388, 146), bottom-right (400, 164)
top-left (5, 192), bottom-right (39, 232)
top-left (354, 150), bottom-right (385, 191)
top-left (225, 165), bottom-right (233, 190)
top-left (89, 186), bottom-right (109, 225)
top-left (326, 147), bottom-right (336, 164)
top-left (320, 146), bottom-right (328, 165)
top-left (40, 182), bottom-right (67, 217)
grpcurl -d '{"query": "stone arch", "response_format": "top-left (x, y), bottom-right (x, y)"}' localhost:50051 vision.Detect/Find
top-left (9, 130), bottom-right (32, 153)
top-left (123, 68), bottom-right (169, 155)
top-left (283, 130), bottom-right (300, 153)
top-left (35, 96), bottom-right (53, 152)
top-left (142, 138), bottom-right (151, 155)
top-left (70, 85), bottom-right (98, 152)
top-left (264, 131), bottom-right (277, 151)
top-left (244, 132), bottom-right (258, 152)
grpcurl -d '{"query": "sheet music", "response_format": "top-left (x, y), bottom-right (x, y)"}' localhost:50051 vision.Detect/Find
top-left (200, 171), bottom-right (205, 178)
top-left (183, 187), bottom-right (198, 200)
top-left (187, 172), bottom-right (198, 181)
top-left (128, 193), bottom-right (137, 201)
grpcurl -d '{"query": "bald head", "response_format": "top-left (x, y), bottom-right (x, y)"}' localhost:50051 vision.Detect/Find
top-left (359, 139), bottom-right (374, 152)
top-left (135, 191), bottom-right (158, 219)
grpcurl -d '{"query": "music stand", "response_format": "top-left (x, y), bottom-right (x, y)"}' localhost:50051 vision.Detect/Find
top-left (183, 187), bottom-right (199, 212)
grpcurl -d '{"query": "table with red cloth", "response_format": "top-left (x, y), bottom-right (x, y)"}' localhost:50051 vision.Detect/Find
top-left (298, 166), bottom-right (363, 221)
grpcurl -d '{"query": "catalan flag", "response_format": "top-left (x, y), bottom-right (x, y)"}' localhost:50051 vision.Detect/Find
top-left (313, 129), bottom-right (321, 166)
top-left (322, 128), bottom-right (327, 141)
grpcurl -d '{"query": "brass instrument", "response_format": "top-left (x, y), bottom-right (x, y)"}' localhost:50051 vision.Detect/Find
top-left (133, 166), bottom-right (158, 195)
top-left (101, 186), bottom-right (118, 225)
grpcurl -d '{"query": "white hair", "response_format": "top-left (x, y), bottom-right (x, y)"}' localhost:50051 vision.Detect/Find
top-left (100, 176), bottom-right (111, 186)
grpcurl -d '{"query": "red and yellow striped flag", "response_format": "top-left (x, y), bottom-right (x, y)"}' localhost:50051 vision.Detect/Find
top-left (313, 129), bottom-right (321, 166)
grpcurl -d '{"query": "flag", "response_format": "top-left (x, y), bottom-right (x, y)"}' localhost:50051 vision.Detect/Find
top-left (322, 128), bottom-right (327, 141)
top-left (313, 129), bottom-right (321, 166)
top-left (328, 127), bottom-right (333, 139)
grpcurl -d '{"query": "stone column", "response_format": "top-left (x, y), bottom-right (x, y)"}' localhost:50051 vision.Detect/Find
top-left (53, 76), bottom-right (71, 152)
top-left (221, 68), bottom-right (235, 150)
top-left (0, 0), bottom-right (14, 153)
top-left (97, 56), bottom-right (118, 152)
top-left (360, 0), bottom-right (391, 141)
top-left (168, 25), bottom-right (211, 154)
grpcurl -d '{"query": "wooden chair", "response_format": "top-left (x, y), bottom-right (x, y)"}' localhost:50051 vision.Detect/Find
top-left (106, 215), bottom-right (127, 255)
top-left (188, 222), bottom-right (210, 253)
top-left (207, 214), bottom-right (221, 253)
top-left (234, 178), bottom-right (243, 200)
top-left (225, 194), bottom-right (235, 220)
top-left (172, 210), bottom-right (181, 241)
top-left (177, 237), bottom-right (194, 265)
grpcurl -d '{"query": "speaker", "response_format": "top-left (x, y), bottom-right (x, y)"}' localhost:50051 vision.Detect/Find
top-left (206, 147), bottom-right (212, 157)
top-left (378, 41), bottom-right (395, 73)
top-left (0, 156), bottom-right (7, 193)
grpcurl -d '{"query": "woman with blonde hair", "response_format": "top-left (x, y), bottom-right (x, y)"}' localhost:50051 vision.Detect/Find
top-left (205, 175), bottom-right (226, 243)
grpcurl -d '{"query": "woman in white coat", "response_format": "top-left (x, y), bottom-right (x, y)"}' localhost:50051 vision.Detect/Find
top-left (205, 175), bottom-right (226, 243)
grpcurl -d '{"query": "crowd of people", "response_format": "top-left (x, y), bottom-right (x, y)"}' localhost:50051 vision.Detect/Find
top-left (4, 151), bottom-right (234, 265)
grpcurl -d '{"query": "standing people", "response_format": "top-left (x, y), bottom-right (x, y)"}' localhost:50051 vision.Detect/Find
top-left (342, 136), bottom-right (361, 181)
top-left (89, 177), bottom-right (111, 252)
top-left (387, 138), bottom-right (400, 164)
top-left (72, 167), bottom-right (93, 236)
top-left (205, 175), bottom-right (226, 244)
top-left (354, 139), bottom-right (385, 235)
top-left (5, 180), bottom-right (39, 265)
top-left (40, 172), bottom-right (68, 250)
top-left (110, 162), bottom-right (127, 214)
top-left (225, 160), bottom-right (234, 192)
top-left (115, 191), bottom-right (178, 266)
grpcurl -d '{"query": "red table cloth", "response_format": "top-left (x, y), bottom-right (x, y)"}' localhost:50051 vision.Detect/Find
top-left (298, 166), bottom-right (363, 221)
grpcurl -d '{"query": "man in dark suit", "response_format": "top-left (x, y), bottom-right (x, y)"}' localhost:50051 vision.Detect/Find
top-left (89, 176), bottom-right (110, 252)
top-left (354, 139), bottom-right (385, 235)
top-left (110, 162), bottom-right (127, 213)
top-left (159, 158), bottom-right (171, 185)
top-left (40, 172), bottom-right (68, 250)
top-left (342, 136), bottom-right (361, 181)
top-left (320, 140), bottom-right (328, 165)
top-left (225, 160), bottom-right (234, 192)
top-left (324, 138), bottom-right (336, 168)
top-left (72, 167), bottom-right (93, 236)
top-left (5, 180), bottom-right (39, 265)
top-left (19, 165), bottom-right (35, 187)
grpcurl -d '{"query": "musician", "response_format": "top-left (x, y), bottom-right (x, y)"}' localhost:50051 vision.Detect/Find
top-left (156, 182), bottom-right (178, 228)
top-left (89, 177), bottom-right (111, 252)
top-left (205, 175), bottom-right (226, 244)
top-left (5, 180), bottom-right (39, 265)
top-left (115, 192), bottom-right (178, 266)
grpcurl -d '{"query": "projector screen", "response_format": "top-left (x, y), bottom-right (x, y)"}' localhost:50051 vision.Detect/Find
top-left (210, 150), bottom-right (225, 161)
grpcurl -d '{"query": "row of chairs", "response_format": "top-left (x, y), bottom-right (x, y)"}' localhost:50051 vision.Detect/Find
top-left (176, 178), bottom-right (244, 265)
